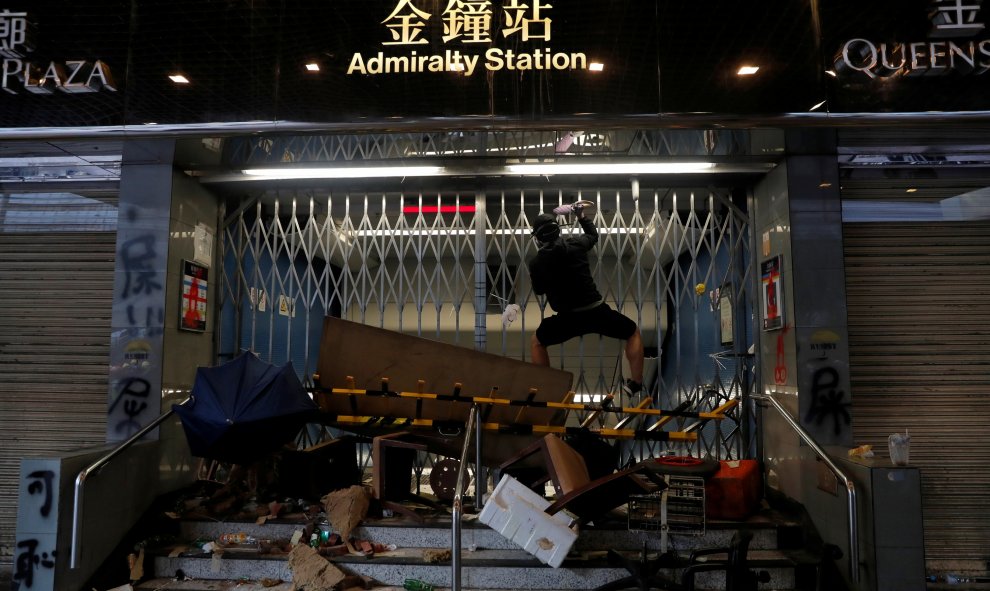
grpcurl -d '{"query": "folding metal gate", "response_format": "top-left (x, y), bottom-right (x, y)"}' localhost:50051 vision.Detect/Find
top-left (219, 182), bottom-right (755, 462)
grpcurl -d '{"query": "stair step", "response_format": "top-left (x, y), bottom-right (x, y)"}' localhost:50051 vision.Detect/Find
top-left (151, 545), bottom-right (806, 590)
top-left (175, 513), bottom-right (794, 553)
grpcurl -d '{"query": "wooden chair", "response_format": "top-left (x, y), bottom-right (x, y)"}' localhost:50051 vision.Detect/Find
top-left (371, 431), bottom-right (441, 521)
top-left (499, 433), bottom-right (666, 524)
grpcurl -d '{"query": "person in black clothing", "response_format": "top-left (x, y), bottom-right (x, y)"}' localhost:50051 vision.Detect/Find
top-left (527, 206), bottom-right (645, 395)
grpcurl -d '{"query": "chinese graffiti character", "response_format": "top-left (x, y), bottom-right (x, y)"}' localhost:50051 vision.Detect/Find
top-left (382, 0), bottom-right (432, 45)
top-left (120, 234), bottom-right (163, 299)
top-left (109, 377), bottom-right (151, 435)
top-left (443, 0), bottom-right (493, 43)
top-left (930, 0), bottom-right (985, 37)
top-left (804, 367), bottom-right (851, 436)
top-left (502, 0), bottom-right (552, 41)
top-left (0, 10), bottom-right (30, 59)
top-left (27, 470), bottom-right (55, 518)
top-left (13, 539), bottom-right (56, 591)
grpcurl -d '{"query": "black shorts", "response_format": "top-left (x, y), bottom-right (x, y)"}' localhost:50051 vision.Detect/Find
top-left (535, 303), bottom-right (638, 347)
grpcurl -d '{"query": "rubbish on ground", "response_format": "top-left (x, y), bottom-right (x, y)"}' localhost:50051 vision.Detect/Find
top-left (127, 548), bottom-right (144, 582)
top-left (339, 574), bottom-right (375, 590)
top-left (219, 533), bottom-right (255, 545)
top-left (422, 549), bottom-right (451, 563)
top-left (322, 486), bottom-right (370, 545)
top-left (479, 474), bottom-right (578, 568)
top-left (847, 444), bottom-right (874, 458)
top-left (288, 544), bottom-right (347, 591)
top-left (403, 579), bottom-right (435, 591)
top-left (888, 430), bottom-right (911, 466)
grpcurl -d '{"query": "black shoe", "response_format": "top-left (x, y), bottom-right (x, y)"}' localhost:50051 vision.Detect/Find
top-left (621, 379), bottom-right (642, 397)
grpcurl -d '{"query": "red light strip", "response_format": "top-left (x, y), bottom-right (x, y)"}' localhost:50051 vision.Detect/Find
top-left (402, 205), bottom-right (476, 214)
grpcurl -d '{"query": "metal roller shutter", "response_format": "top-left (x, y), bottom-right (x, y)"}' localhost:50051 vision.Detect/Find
top-left (843, 221), bottom-right (990, 566)
top-left (0, 195), bottom-right (117, 565)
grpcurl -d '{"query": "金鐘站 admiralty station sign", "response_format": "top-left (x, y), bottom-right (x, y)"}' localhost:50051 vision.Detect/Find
top-left (1, 9), bottom-right (116, 94)
top-left (347, 0), bottom-right (587, 76)
top-left (836, 0), bottom-right (989, 78)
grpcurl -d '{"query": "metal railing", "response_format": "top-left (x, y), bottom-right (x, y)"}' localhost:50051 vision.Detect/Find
top-left (70, 398), bottom-right (189, 569)
top-left (451, 404), bottom-right (479, 591)
top-left (753, 393), bottom-right (860, 584)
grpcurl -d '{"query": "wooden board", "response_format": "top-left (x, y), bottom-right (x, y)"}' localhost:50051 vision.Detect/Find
top-left (315, 316), bottom-right (574, 427)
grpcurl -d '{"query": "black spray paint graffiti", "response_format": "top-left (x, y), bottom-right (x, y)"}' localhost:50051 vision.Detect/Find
top-left (113, 211), bottom-right (165, 435)
top-left (13, 539), bottom-right (56, 591)
top-left (119, 232), bottom-right (164, 326)
top-left (109, 376), bottom-right (151, 435)
top-left (804, 366), bottom-right (851, 436)
top-left (27, 470), bottom-right (55, 517)
top-left (13, 469), bottom-right (60, 590)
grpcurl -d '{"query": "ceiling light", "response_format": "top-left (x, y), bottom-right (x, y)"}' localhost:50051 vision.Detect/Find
top-left (168, 74), bottom-right (190, 84)
top-left (819, 182), bottom-right (832, 188)
top-left (906, 188), bottom-right (918, 193)
top-left (810, 100), bottom-right (827, 111)
top-left (218, 161), bottom-right (738, 183)
top-left (737, 65), bottom-right (760, 76)
top-left (305, 63), bottom-right (320, 72)
top-left (825, 69), bottom-right (837, 77)
top-left (589, 62), bottom-right (604, 72)
top-left (504, 162), bottom-right (715, 175)
top-left (243, 166), bottom-right (447, 179)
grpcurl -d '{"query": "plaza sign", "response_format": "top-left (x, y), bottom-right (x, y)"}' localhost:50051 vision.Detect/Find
top-left (836, 0), bottom-right (989, 78)
top-left (347, 0), bottom-right (590, 76)
top-left (1, 9), bottom-right (117, 94)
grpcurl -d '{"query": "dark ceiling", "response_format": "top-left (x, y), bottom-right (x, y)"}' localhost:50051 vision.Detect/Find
top-left (0, 1), bottom-right (988, 130)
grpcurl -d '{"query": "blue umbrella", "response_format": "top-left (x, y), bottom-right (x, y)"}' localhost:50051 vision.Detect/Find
top-left (174, 352), bottom-right (319, 464)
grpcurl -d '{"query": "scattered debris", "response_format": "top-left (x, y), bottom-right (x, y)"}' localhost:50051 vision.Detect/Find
top-left (421, 549), bottom-right (451, 563)
top-left (259, 578), bottom-right (283, 587)
top-left (848, 444), bottom-right (874, 458)
top-left (338, 574), bottom-right (375, 591)
top-left (288, 544), bottom-right (347, 591)
top-left (321, 486), bottom-right (370, 552)
top-left (127, 548), bottom-right (144, 582)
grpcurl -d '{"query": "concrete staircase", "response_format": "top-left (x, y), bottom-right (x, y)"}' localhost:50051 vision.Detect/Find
top-left (139, 506), bottom-right (824, 591)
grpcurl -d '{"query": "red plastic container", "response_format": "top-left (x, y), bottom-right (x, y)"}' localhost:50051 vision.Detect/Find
top-left (704, 459), bottom-right (761, 520)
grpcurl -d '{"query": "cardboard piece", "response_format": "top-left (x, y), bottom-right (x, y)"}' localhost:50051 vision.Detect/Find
top-left (321, 485), bottom-right (370, 541)
top-left (288, 544), bottom-right (347, 591)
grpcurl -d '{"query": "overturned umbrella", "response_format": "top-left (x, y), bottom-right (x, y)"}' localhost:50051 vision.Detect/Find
top-left (174, 352), bottom-right (319, 464)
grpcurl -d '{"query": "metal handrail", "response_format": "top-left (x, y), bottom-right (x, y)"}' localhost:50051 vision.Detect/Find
top-left (753, 393), bottom-right (860, 584)
top-left (70, 397), bottom-right (189, 569)
top-left (451, 404), bottom-right (478, 591)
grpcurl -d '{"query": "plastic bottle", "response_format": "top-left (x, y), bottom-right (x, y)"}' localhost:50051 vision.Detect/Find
top-left (403, 579), bottom-right (435, 591)
top-left (218, 533), bottom-right (255, 545)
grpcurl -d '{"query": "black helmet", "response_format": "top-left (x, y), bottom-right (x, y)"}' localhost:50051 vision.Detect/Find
top-left (531, 213), bottom-right (560, 242)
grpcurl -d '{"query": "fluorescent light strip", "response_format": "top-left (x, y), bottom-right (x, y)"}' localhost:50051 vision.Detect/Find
top-left (504, 162), bottom-right (715, 175)
top-left (243, 166), bottom-right (447, 179)
top-left (241, 161), bottom-right (715, 180)
top-left (344, 227), bottom-right (654, 238)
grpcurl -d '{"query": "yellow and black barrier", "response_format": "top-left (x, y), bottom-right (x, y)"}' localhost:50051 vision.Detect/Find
top-left (321, 414), bottom-right (699, 442)
top-left (310, 381), bottom-right (738, 421)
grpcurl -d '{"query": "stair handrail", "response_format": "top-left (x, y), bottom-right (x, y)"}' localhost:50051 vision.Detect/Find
top-left (70, 396), bottom-right (190, 569)
top-left (451, 404), bottom-right (478, 591)
top-left (752, 393), bottom-right (860, 584)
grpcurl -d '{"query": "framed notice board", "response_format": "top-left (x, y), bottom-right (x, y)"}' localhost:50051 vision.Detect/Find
top-left (180, 260), bottom-right (208, 332)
